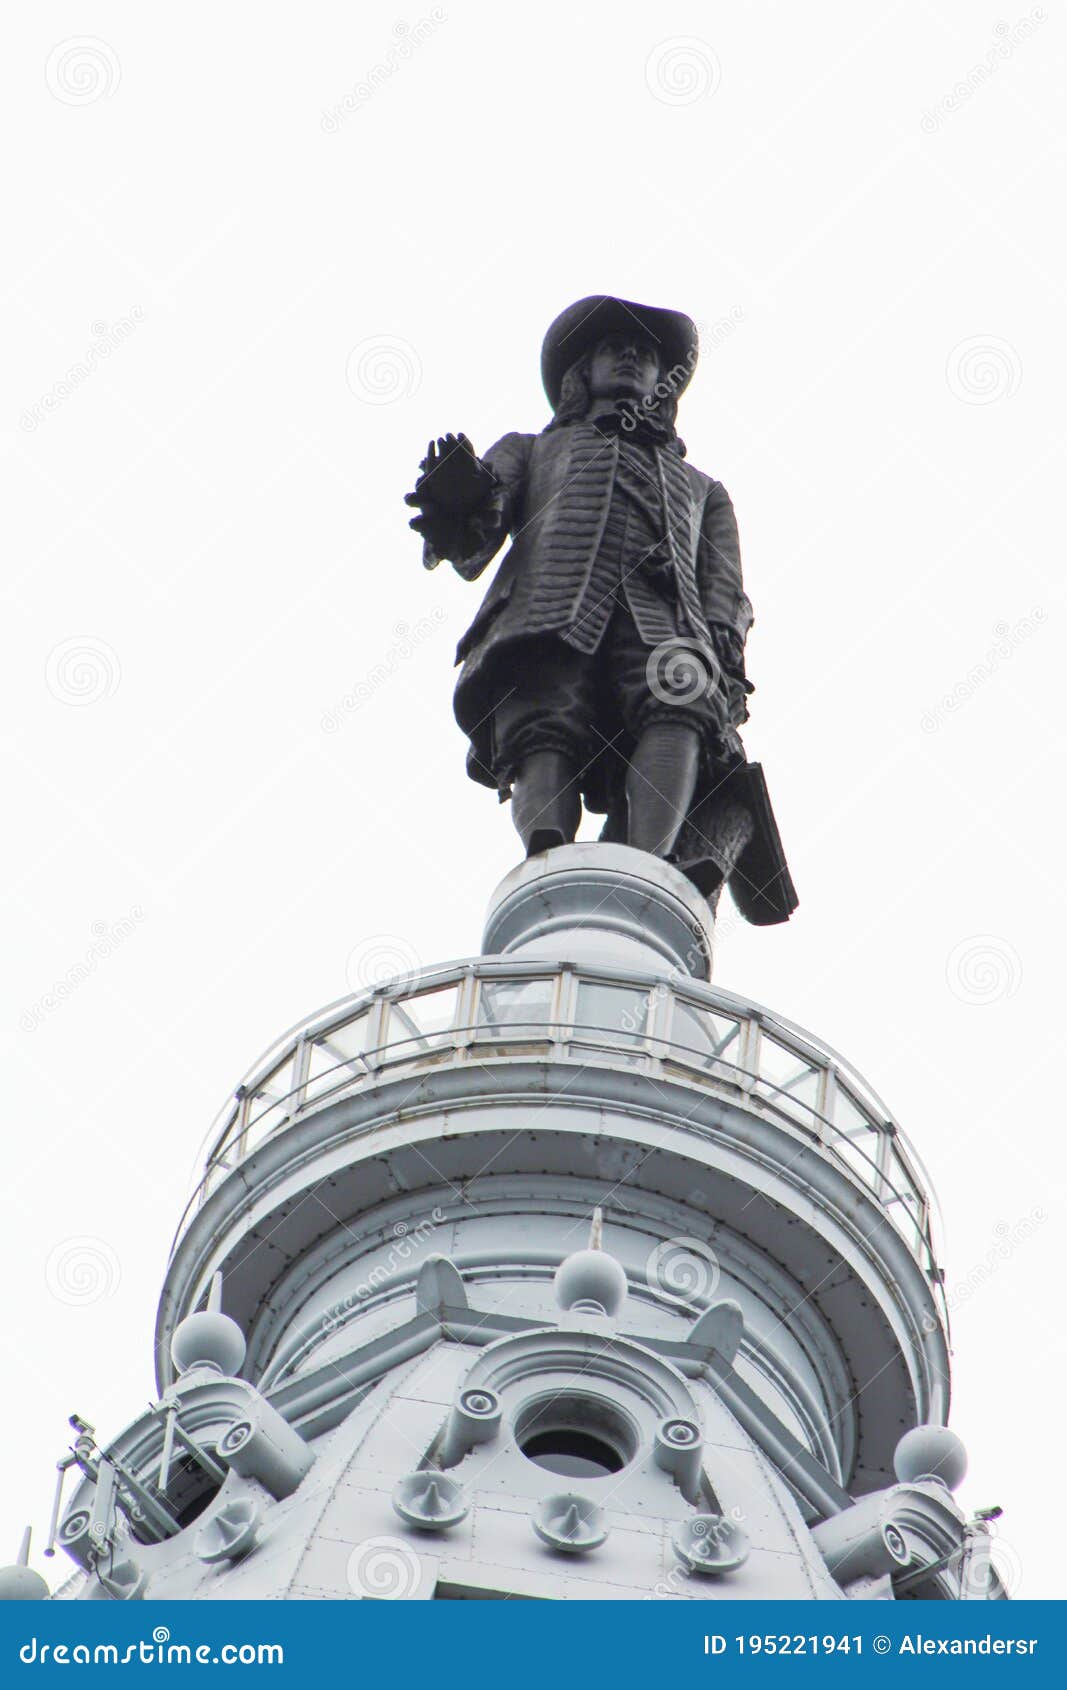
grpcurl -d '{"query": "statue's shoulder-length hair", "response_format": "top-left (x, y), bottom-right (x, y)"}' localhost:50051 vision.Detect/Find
top-left (544, 351), bottom-right (684, 450)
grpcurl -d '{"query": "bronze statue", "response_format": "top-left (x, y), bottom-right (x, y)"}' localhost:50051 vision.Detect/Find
top-left (406, 295), bottom-right (796, 923)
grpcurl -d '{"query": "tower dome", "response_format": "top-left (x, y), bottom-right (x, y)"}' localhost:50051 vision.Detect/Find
top-left (15, 850), bottom-right (1007, 1603)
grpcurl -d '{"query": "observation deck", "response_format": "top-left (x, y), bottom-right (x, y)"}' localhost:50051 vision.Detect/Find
top-left (158, 848), bottom-right (951, 1497)
top-left (175, 956), bottom-right (945, 1319)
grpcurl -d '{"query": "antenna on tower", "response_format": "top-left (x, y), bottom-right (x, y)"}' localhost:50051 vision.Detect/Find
top-left (43, 1453), bottom-right (77, 1558)
top-left (589, 1207), bottom-right (603, 1250)
top-left (158, 1403), bottom-right (177, 1491)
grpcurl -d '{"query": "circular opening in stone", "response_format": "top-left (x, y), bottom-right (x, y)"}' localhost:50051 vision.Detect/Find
top-left (515, 1393), bottom-right (638, 1480)
top-left (129, 1449), bottom-right (224, 1544)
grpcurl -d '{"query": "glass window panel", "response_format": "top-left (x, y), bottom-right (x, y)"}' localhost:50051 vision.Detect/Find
top-left (758, 1033), bottom-right (822, 1095)
top-left (885, 1145), bottom-right (924, 1219)
top-left (242, 1101), bottom-right (288, 1151)
top-left (833, 1083), bottom-right (878, 1140)
top-left (386, 1002), bottom-right (433, 1052)
top-left (243, 1092), bottom-right (281, 1133)
top-left (830, 1131), bottom-right (881, 1187)
top-left (476, 978), bottom-right (555, 1035)
top-left (204, 1105), bottom-right (239, 1170)
top-left (668, 1000), bottom-right (743, 1069)
top-left (753, 1034), bottom-right (822, 1127)
top-left (887, 1143), bottom-right (918, 1196)
top-left (573, 982), bottom-right (652, 1043)
top-left (304, 1016), bottom-right (370, 1103)
top-left (396, 985), bottom-right (460, 1043)
top-left (317, 1012), bottom-right (371, 1063)
top-left (261, 1051), bottom-right (295, 1097)
top-left (755, 1074), bottom-right (822, 1129)
top-left (883, 1187), bottom-right (924, 1255)
top-left (243, 1053), bottom-right (296, 1136)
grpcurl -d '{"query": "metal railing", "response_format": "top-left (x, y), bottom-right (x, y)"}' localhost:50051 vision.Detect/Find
top-left (172, 961), bottom-right (947, 1326)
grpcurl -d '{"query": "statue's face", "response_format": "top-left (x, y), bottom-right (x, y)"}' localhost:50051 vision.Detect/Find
top-left (588, 331), bottom-right (661, 404)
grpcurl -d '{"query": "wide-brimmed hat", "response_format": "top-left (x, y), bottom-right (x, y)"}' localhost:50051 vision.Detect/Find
top-left (541, 295), bottom-right (699, 411)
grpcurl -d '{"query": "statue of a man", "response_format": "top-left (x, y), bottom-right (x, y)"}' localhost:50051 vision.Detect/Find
top-left (406, 295), bottom-right (795, 923)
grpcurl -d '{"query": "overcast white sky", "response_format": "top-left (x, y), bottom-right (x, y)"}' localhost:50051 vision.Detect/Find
top-left (1, 1), bottom-right (1063, 1599)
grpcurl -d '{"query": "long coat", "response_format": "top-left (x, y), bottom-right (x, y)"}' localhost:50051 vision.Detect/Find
top-left (438, 422), bottom-right (753, 782)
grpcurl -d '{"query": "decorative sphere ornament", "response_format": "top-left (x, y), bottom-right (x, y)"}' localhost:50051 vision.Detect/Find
top-left (554, 1248), bottom-right (627, 1317)
top-left (0, 1563), bottom-right (50, 1600)
top-left (893, 1424), bottom-right (967, 1490)
top-left (171, 1310), bottom-right (246, 1377)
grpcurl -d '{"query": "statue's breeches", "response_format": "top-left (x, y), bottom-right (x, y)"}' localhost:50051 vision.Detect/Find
top-left (488, 608), bottom-right (728, 801)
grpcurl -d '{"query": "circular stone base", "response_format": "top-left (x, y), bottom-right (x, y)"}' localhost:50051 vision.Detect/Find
top-left (482, 844), bottom-right (714, 980)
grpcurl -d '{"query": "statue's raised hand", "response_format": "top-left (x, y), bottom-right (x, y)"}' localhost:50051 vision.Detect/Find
top-left (405, 433), bottom-right (496, 518)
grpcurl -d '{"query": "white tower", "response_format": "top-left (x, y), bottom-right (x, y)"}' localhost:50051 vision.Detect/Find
top-left (8, 848), bottom-right (1006, 1602)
